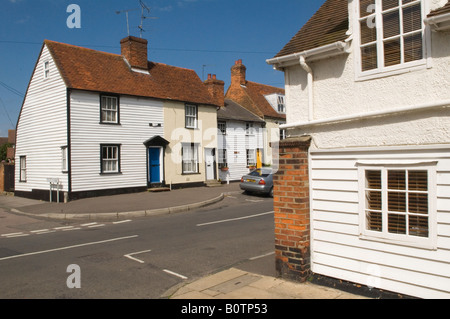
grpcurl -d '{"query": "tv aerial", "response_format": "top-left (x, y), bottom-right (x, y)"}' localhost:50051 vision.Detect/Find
top-left (116, 0), bottom-right (158, 38)
top-left (138, 0), bottom-right (158, 38)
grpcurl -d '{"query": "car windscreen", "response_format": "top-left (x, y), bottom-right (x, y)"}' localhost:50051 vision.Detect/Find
top-left (248, 169), bottom-right (271, 177)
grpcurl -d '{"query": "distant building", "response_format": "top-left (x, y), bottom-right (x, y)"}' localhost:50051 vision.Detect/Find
top-left (216, 60), bottom-right (286, 182)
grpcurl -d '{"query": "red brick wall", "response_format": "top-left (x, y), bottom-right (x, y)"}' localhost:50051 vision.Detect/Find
top-left (0, 164), bottom-right (4, 193)
top-left (120, 36), bottom-right (148, 70)
top-left (204, 74), bottom-right (225, 107)
top-left (273, 136), bottom-right (312, 282)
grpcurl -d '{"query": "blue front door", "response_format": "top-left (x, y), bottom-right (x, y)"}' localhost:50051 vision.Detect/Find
top-left (149, 148), bottom-right (161, 183)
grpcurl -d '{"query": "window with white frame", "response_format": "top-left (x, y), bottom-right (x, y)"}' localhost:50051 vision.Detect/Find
top-left (245, 122), bottom-right (255, 136)
top-left (61, 146), bottom-right (68, 173)
top-left (182, 143), bottom-right (199, 174)
top-left (246, 149), bottom-right (256, 167)
top-left (44, 61), bottom-right (50, 79)
top-left (19, 156), bottom-right (27, 182)
top-left (218, 121), bottom-right (227, 135)
top-left (101, 95), bottom-right (119, 124)
top-left (277, 95), bottom-right (286, 113)
top-left (358, 0), bottom-right (425, 74)
top-left (218, 149), bottom-right (227, 169)
top-left (359, 164), bottom-right (436, 247)
top-left (101, 145), bottom-right (120, 174)
top-left (185, 104), bottom-right (198, 129)
top-left (280, 128), bottom-right (287, 140)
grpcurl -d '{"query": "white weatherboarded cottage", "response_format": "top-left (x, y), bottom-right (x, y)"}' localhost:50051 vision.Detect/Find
top-left (15, 36), bottom-right (220, 201)
top-left (217, 99), bottom-right (266, 182)
top-left (267, 0), bottom-right (450, 298)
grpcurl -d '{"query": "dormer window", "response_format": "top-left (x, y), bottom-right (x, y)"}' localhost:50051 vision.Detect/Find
top-left (44, 61), bottom-right (50, 79)
top-left (358, 0), bottom-right (426, 77)
top-left (277, 95), bottom-right (286, 113)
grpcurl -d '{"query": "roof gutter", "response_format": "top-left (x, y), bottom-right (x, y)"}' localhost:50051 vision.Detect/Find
top-left (267, 41), bottom-right (350, 122)
top-left (280, 99), bottom-right (450, 130)
top-left (266, 41), bottom-right (350, 68)
top-left (424, 12), bottom-right (450, 31)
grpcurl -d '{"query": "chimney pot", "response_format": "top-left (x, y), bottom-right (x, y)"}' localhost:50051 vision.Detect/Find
top-left (207, 74), bottom-right (212, 80)
top-left (231, 59), bottom-right (246, 86)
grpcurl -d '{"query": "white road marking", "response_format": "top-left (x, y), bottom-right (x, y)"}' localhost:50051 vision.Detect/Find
top-left (81, 222), bottom-right (98, 227)
top-left (124, 250), bottom-right (152, 264)
top-left (113, 219), bottom-right (132, 224)
top-left (2, 233), bottom-right (30, 238)
top-left (88, 224), bottom-right (105, 228)
top-left (249, 251), bottom-right (275, 261)
top-left (196, 211), bottom-right (274, 227)
top-left (1, 219), bottom-right (130, 239)
top-left (1, 232), bottom-right (25, 237)
top-left (163, 269), bottom-right (188, 280)
top-left (36, 231), bottom-right (56, 235)
top-left (0, 235), bottom-right (139, 262)
top-left (245, 199), bottom-right (264, 203)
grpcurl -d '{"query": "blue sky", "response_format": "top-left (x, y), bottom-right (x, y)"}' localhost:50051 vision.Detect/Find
top-left (0, 0), bottom-right (325, 137)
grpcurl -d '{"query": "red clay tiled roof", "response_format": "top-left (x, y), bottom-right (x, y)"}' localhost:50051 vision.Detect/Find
top-left (244, 82), bottom-right (286, 120)
top-left (274, 0), bottom-right (349, 58)
top-left (45, 40), bottom-right (218, 107)
top-left (226, 80), bottom-right (286, 120)
top-left (428, 1), bottom-right (450, 17)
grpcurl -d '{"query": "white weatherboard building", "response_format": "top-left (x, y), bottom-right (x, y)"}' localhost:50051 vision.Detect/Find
top-left (268, 0), bottom-right (450, 298)
top-left (15, 36), bottom-right (221, 201)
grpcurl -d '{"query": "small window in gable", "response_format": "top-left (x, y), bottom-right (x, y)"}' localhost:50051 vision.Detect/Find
top-left (277, 95), bottom-right (286, 113)
top-left (44, 61), bottom-right (50, 79)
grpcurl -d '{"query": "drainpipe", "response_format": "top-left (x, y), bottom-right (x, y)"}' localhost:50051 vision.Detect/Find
top-left (299, 56), bottom-right (314, 122)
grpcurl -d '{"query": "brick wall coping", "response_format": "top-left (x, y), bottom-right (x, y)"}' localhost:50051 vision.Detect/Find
top-left (277, 136), bottom-right (312, 148)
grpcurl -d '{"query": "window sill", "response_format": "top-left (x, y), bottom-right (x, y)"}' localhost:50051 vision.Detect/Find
top-left (355, 62), bottom-right (428, 82)
top-left (100, 172), bottom-right (122, 176)
top-left (182, 172), bottom-right (201, 176)
top-left (359, 233), bottom-right (436, 251)
top-left (99, 122), bottom-right (121, 126)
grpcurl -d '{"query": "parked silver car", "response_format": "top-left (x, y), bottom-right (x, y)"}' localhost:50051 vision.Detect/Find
top-left (240, 168), bottom-right (274, 197)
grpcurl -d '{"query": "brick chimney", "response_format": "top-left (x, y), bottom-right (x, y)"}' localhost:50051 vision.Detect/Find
top-left (231, 59), bottom-right (247, 86)
top-left (204, 74), bottom-right (225, 107)
top-left (120, 36), bottom-right (148, 70)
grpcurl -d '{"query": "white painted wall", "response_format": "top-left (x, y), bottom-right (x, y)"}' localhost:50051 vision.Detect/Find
top-left (284, 1), bottom-right (450, 149)
top-left (279, 0), bottom-right (450, 298)
top-left (15, 45), bottom-right (69, 193)
top-left (218, 120), bottom-right (264, 181)
top-left (309, 146), bottom-right (450, 298)
top-left (70, 90), bottom-right (164, 192)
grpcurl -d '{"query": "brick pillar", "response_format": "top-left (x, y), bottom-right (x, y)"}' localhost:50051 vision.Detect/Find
top-left (273, 136), bottom-right (312, 282)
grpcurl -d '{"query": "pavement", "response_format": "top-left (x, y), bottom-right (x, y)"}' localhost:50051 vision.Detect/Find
top-left (0, 183), bottom-right (369, 299)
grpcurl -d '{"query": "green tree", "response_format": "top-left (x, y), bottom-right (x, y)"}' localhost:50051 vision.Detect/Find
top-left (0, 142), bottom-right (11, 161)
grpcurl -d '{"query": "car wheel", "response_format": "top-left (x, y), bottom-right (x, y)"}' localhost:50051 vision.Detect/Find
top-left (269, 187), bottom-right (273, 198)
